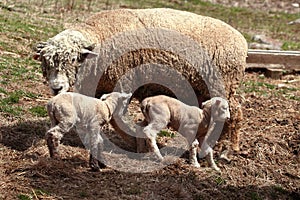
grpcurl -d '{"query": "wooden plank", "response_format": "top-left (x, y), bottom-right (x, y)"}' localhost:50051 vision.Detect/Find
top-left (247, 49), bottom-right (300, 70)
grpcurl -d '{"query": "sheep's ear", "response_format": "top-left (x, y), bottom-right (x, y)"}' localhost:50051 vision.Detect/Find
top-left (80, 48), bottom-right (98, 56)
top-left (33, 53), bottom-right (40, 60)
top-left (33, 42), bottom-right (47, 60)
top-left (84, 43), bottom-right (96, 51)
top-left (80, 44), bottom-right (98, 60)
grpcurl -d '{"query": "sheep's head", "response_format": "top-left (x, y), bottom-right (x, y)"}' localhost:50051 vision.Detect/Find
top-left (100, 92), bottom-right (132, 116)
top-left (202, 97), bottom-right (230, 122)
top-left (34, 30), bottom-right (96, 95)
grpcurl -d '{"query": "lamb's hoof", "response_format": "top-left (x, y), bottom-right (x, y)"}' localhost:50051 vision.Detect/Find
top-left (191, 163), bottom-right (201, 168)
top-left (49, 152), bottom-right (60, 159)
top-left (211, 165), bottom-right (221, 173)
top-left (190, 160), bottom-right (200, 168)
top-left (89, 158), bottom-right (106, 172)
top-left (98, 160), bottom-right (107, 169)
top-left (219, 150), bottom-right (231, 163)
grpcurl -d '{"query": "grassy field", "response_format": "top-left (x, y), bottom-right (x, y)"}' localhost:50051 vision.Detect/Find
top-left (0, 0), bottom-right (299, 199)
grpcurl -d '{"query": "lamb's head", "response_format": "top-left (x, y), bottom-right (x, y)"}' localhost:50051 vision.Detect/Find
top-left (100, 92), bottom-right (132, 116)
top-left (34, 30), bottom-right (96, 95)
top-left (202, 97), bottom-right (230, 122)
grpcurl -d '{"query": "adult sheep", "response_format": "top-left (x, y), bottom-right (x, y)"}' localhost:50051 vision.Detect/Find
top-left (34, 8), bottom-right (247, 152)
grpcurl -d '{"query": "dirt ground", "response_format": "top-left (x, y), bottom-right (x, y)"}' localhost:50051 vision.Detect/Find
top-left (0, 71), bottom-right (299, 199)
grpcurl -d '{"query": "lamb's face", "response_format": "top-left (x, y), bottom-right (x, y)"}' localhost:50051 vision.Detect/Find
top-left (209, 97), bottom-right (230, 122)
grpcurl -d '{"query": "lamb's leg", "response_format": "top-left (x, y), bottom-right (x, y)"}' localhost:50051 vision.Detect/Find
top-left (46, 103), bottom-right (75, 158)
top-left (88, 127), bottom-right (106, 171)
top-left (189, 139), bottom-right (200, 168)
top-left (45, 126), bottom-right (64, 158)
top-left (199, 139), bottom-right (220, 172)
top-left (143, 123), bottom-right (165, 161)
top-left (206, 147), bottom-right (220, 172)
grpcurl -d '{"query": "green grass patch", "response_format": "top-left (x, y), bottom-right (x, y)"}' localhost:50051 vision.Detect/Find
top-left (29, 106), bottom-right (47, 117)
top-left (158, 130), bottom-right (176, 138)
top-left (34, 188), bottom-right (51, 196)
top-left (17, 194), bottom-right (31, 200)
top-left (0, 90), bottom-right (41, 116)
top-left (241, 80), bottom-right (299, 101)
top-left (215, 176), bottom-right (226, 185)
top-left (250, 192), bottom-right (263, 200)
top-left (0, 104), bottom-right (23, 116)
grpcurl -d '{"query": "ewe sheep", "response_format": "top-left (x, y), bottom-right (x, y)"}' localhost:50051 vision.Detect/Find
top-left (140, 95), bottom-right (230, 171)
top-left (35, 8), bottom-right (247, 152)
top-left (46, 91), bottom-right (132, 171)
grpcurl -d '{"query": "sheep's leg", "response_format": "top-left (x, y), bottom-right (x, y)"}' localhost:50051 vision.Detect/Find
top-left (189, 139), bottom-right (200, 168)
top-left (229, 100), bottom-right (243, 152)
top-left (45, 126), bottom-right (64, 158)
top-left (143, 123), bottom-right (166, 161)
top-left (231, 106), bottom-right (242, 152)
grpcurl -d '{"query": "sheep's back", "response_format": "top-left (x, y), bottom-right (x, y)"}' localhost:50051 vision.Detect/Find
top-left (75, 8), bottom-right (247, 102)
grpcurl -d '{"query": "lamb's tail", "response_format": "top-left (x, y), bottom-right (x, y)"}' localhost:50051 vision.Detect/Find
top-left (141, 99), bottom-right (151, 120)
top-left (46, 101), bottom-right (58, 127)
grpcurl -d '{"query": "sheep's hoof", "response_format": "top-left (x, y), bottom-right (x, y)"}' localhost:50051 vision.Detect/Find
top-left (232, 144), bottom-right (240, 152)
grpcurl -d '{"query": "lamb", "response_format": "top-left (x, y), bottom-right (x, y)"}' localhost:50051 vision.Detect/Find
top-left (34, 8), bottom-right (247, 152)
top-left (45, 91), bottom-right (132, 171)
top-left (140, 95), bottom-right (230, 171)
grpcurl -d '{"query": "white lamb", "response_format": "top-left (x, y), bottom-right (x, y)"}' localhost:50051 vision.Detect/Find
top-left (140, 95), bottom-right (230, 171)
top-left (46, 91), bottom-right (132, 171)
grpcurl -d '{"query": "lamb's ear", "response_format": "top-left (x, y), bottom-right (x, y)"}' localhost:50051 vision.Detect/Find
top-left (201, 99), bottom-right (210, 108)
top-left (215, 99), bottom-right (221, 106)
top-left (123, 92), bottom-right (132, 99)
top-left (100, 94), bottom-right (109, 101)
